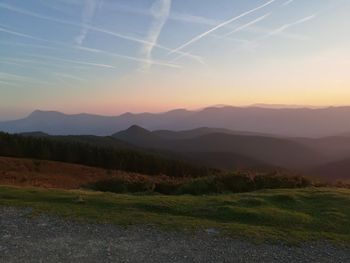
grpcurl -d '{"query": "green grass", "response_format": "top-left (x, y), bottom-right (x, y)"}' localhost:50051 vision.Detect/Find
top-left (0, 186), bottom-right (349, 244)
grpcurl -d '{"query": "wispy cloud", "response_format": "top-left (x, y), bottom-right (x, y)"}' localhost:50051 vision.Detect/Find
top-left (109, 2), bottom-right (309, 41)
top-left (168, 0), bottom-right (276, 55)
top-left (282, 0), bottom-right (295, 7)
top-left (53, 73), bottom-right (86, 82)
top-left (0, 80), bottom-right (25, 88)
top-left (1, 57), bottom-right (91, 71)
top-left (0, 40), bottom-right (62, 51)
top-left (103, 2), bottom-right (217, 26)
top-left (257, 14), bottom-right (316, 41)
top-left (0, 3), bottom-right (201, 64)
top-left (233, 14), bottom-right (316, 52)
top-left (0, 72), bottom-right (55, 86)
top-left (0, 25), bottom-right (46, 42)
top-left (210, 34), bottom-right (253, 45)
top-left (78, 46), bottom-right (180, 69)
top-left (0, 24), bottom-right (179, 69)
top-left (24, 54), bottom-right (115, 69)
top-left (0, 61), bottom-right (28, 68)
top-left (140, 0), bottom-right (172, 70)
top-left (244, 25), bottom-right (309, 41)
top-left (223, 13), bottom-right (271, 37)
top-left (75, 0), bottom-right (102, 45)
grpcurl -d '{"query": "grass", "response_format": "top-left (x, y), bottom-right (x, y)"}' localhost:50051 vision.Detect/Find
top-left (0, 185), bottom-right (349, 244)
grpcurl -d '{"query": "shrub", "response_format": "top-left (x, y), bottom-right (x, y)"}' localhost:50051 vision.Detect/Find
top-left (177, 176), bottom-right (219, 195)
top-left (216, 173), bottom-right (255, 193)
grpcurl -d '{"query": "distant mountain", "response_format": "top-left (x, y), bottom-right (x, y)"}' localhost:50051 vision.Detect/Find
top-left (293, 136), bottom-right (350, 160)
top-left (250, 103), bottom-right (322, 109)
top-left (310, 159), bottom-right (350, 182)
top-left (114, 125), bottom-right (164, 147)
top-left (153, 127), bottom-right (277, 139)
top-left (113, 126), bottom-right (326, 170)
top-left (2, 106), bottom-right (350, 137)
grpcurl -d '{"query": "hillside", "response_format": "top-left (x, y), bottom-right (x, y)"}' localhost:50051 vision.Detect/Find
top-left (2, 106), bottom-right (350, 137)
top-left (113, 127), bottom-right (326, 170)
top-left (0, 132), bottom-right (213, 178)
top-left (153, 127), bottom-right (277, 139)
top-left (0, 156), bottom-right (153, 189)
top-left (310, 159), bottom-right (350, 183)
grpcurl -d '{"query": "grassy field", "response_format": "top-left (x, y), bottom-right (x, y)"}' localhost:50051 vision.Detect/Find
top-left (0, 186), bottom-right (349, 244)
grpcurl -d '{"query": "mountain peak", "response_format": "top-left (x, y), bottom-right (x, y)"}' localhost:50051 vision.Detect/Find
top-left (125, 125), bottom-right (150, 133)
top-left (28, 110), bottom-right (65, 119)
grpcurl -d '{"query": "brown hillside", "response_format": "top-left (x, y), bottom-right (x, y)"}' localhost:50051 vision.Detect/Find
top-left (0, 156), bottom-right (171, 189)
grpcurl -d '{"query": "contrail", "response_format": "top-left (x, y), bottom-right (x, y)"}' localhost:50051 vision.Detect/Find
top-left (53, 73), bottom-right (86, 82)
top-left (77, 46), bottom-right (181, 69)
top-left (75, 0), bottom-right (102, 45)
top-left (258, 14), bottom-right (316, 41)
top-left (141, 0), bottom-right (172, 70)
top-left (168, 0), bottom-right (276, 55)
top-left (239, 14), bottom-right (316, 51)
top-left (282, 0), bottom-right (294, 7)
top-left (223, 13), bottom-right (271, 37)
top-left (0, 80), bottom-right (24, 88)
top-left (0, 25), bottom-right (179, 69)
top-left (0, 61), bottom-right (28, 68)
top-left (102, 2), bottom-right (308, 41)
top-left (0, 41), bottom-right (62, 51)
top-left (0, 57), bottom-right (92, 71)
top-left (23, 54), bottom-right (116, 69)
top-left (0, 3), bottom-right (202, 63)
top-left (0, 60), bottom-right (89, 85)
top-left (210, 34), bottom-right (253, 45)
top-left (0, 72), bottom-right (55, 86)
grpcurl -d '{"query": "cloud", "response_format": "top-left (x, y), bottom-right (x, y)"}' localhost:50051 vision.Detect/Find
top-left (0, 57), bottom-right (91, 71)
top-left (234, 14), bottom-right (316, 51)
top-left (0, 24), bottom-right (179, 69)
top-left (168, 0), bottom-right (276, 55)
top-left (75, 0), bottom-right (102, 45)
top-left (223, 13), bottom-right (271, 37)
top-left (140, 0), bottom-right (172, 70)
top-left (258, 14), bottom-right (316, 41)
top-left (54, 73), bottom-right (86, 82)
top-left (0, 3), bottom-right (201, 64)
top-left (282, 0), bottom-right (295, 7)
top-left (0, 80), bottom-right (24, 88)
top-left (77, 46), bottom-right (180, 69)
top-left (26, 54), bottom-right (116, 69)
top-left (0, 72), bottom-right (55, 86)
top-left (106, 2), bottom-right (309, 41)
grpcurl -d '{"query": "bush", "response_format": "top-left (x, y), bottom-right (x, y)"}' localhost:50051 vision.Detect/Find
top-left (216, 173), bottom-right (255, 193)
top-left (88, 178), bottom-right (127, 193)
top-left (86, 172), bottom-right (313, 195)
top-left (153, 181), bottom-right (180, 195)
top-left (87, 178), bottom-right (153, 193)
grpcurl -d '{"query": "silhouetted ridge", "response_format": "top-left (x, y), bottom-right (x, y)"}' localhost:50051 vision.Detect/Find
top-left (28, 110), bottom-right (65, 120)
top-left (112, 125), bottom-right (163, 147)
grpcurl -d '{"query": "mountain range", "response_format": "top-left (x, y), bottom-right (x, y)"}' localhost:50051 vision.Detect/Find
top-left (1, 106), bottom-right (350, 137)
top-left (13, 124), bottom-right (350, 182)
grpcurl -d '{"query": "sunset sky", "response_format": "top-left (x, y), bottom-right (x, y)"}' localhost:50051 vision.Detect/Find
top-left (0, 0), bottom-right (349, 119)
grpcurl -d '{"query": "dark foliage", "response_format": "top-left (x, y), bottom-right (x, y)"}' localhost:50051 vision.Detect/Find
top-left (0, 132), bottom-right (213, 178)
top-left (87, 172), bottom-right (312, 195)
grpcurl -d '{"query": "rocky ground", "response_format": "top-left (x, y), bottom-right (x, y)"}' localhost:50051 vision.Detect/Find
top-left (0, 207), bottom-right (349, 263)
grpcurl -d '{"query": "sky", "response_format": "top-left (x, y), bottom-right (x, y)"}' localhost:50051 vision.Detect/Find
top-left (0, 0), bottom-right (349, 119)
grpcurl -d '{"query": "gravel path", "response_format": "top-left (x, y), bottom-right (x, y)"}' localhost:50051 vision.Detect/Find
top-left (0, 207), bottom-right (349, 263)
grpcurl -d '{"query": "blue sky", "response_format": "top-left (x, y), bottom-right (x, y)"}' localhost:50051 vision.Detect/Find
top-left (0, 0), bottom-right (349, 119)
